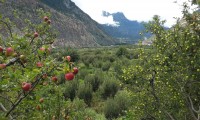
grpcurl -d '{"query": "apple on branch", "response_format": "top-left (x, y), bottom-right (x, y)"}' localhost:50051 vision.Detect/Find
top-left (36, 62), bottom-right (43, 68)
top-left (65, 56), bottom-right (71, 62)
top-left (73, 67), bottom-right (78, 75)
top-left (22, 82), bottom-right (32, 91)
top-left (43, 16), bottom-right (49, 22)
top-left (5, 47), bottom-right (14, 56)
top-left (52, 76), bottom-right (58, 82)
top-left (0, 64), bottom-right (6, 69)
top-left (65, 72), bottom-right (74, 81)
top-left (34, 32), bottom-right (39, 38)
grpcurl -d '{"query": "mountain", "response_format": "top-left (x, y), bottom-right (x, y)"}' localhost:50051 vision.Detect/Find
top-left (100, 11), bottom-right (151, 44)
top-left (0, 0), bottom-right (115, 47)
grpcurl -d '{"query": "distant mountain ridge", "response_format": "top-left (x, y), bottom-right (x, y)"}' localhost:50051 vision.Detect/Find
top-left (100, 11), bottom-right (151, 44)
top-left (0, 0), bottom-right (116, 47)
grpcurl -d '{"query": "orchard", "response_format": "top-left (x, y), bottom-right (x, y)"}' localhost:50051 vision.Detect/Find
top-left (0, 0), bottom-right (200, 120)
top-left (0, 9), bottom-right (79, 119)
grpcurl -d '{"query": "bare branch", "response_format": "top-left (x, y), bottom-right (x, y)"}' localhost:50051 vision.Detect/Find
top-left (164, 111), bottom-right (175, 120)
top-left (149, 70), bottom-right (159, 103)
top-left (188, 95), bottom-right (200, 114)
top-left (6, 57), bottom-right (19, 67)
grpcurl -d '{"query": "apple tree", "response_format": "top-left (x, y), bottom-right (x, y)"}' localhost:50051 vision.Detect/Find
top-left (0, 7), bottom-right (79, 119)
top-left (123, 3), bottom-right (200, 120)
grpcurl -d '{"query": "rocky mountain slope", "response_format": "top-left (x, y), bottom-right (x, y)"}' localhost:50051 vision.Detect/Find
top-left (0, 0), bottom-right (116, 47)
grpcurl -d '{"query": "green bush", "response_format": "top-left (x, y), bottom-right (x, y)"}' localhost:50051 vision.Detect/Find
top-left (83, 108), bottom-right (106, 120)
top-left (63, 47), bottom-right (80, 62)
top-left (65, 98), bottom-right (106, 120)
top-left (116, 47), bottom-right (129, 57)
top-left (77, 68), bottom-right (89, 79)
top-left (130, 49), bottom-right (140, 59)
top-left (52, 47), bottom-right (80, 62)
top-left (84, 73), bottom-right (103, 92)
top-left (114, 90), bottom-right (131, 114)
top-left (104, 98), bottom-right (120, 119)
top-left (109, 56), bottom-right (115, 63)
top-left (104, 90), bottom-right (131, 119)
top-left (100, 78), bottom-right (119, 99)
top-left (77, 83), bottom-right (93, 106)
top-left (63, 80), bottom-right (78, 101)
top-left (92, 60), bottom-right (102, 68)
top-left (102, 61), bottom-right (111, 71)
top-left (94, 49), bottom-right (102, 55)
top-left (81, 55), bottom-right (94, 67)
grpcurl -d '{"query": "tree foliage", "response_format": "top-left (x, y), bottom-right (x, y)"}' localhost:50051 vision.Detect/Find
top-left (123, 3), bottom-right (200, 119)
top-left (0, 8), bottom-right (79, 119)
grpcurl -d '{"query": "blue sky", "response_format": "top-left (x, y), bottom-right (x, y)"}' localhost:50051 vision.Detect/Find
top-left (71, 0), bottom-right (196, 27)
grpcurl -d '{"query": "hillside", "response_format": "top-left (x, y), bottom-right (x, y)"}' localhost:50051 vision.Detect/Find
top-left (100, 11), bottom-right (151, 44)
top-left (0, 0), bottom-right (115, 47)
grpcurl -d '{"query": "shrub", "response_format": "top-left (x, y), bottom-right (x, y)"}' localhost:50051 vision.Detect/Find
top-left (102, 61), bottom-right (111, 71)
top-left (52, 47), bottom-right (80, 62)
top-left (116, 47), bottom-right (129, 57)
top-left (92, 60), bottom-right (102, 68)
top-left (94, 49), bottom-right (102, 55)
top-left (114, 90), bottom-right (131, 114)
top-left (104, 98), bottom-right (120, 119)
top-left (77, 68), bottom-right (89, 79)
top-left (84, 73), bottom-right (103, 92)
top-left (65, 98), bottom-right (106, 120)
top-left (100, 78), bottom-right (119, 99)
top-left (83, 108), bottom-right (106, 120)
top-left (109, 56), bottom-right (115, 63)
top-left (63, 47), bottom-right (80, 62)
top-left (63, 80), bottom-right (78, 101)
top-left (104, 90), bottom-right (131, 119)
top-left (81, 55), bottom-right (94, 67)
top-left (77, 83), bottom-right (93, 106)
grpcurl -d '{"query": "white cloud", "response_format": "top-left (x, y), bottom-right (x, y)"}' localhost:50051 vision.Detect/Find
top-left (71, 0), bottom-right (195, 27)
top-left (96, 15), bottom-right (120, 26)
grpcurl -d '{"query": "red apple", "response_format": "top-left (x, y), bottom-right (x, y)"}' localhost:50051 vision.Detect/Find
top-left (36, 105), bottom-right (41, 110)
top-left (22, 82), bottom-right (32, 91)
top-left (43, 16), bottom-right (49, 22)
top-left (39, 98), bottom-right (44, 103)
top-left (39, 47), bottom-right (45, 52)
top-left (34, 32), bottom-right (39, 38)
top-left (52, 76), bottom-right (58, 82)
top-left (5, 47), bottom-right (14, 56)
top-left (0, 64), bottom-right (6, 69)
top-left (36, 62), bottom-right (43, 68)
top-left (0, 46), bottom-right (3, 53)
top-left (47, 20), bottom-right (51, 24)
top-left (73, 67), bottom-right (78, 74)
top-left (65, 56), bottom-right (71, 62)
top-left (65, 72), bottom-right (74, 81)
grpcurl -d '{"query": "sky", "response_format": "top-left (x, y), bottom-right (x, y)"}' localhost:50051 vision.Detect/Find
top-left (71, 0), bottom-right (195, 27)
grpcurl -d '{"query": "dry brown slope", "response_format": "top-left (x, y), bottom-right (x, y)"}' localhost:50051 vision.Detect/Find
top-left (0, 0), bottom-right (116, 47)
